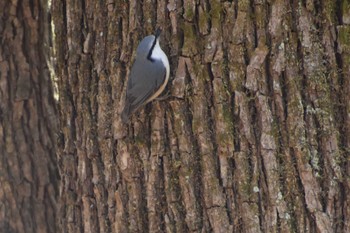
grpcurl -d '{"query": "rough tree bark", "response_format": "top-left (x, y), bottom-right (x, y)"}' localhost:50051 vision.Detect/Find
top-left (0, 0), bottom-right (58, 233)
top-left (53, 0), bottom-right (350, 232)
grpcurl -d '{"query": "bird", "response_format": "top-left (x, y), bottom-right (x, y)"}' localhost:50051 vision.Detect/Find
top-left (121, 28), bottom-right (170, 123)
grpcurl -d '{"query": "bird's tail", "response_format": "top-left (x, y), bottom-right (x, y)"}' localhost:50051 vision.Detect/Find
top-left (121, 104), bottom-right (130, 123)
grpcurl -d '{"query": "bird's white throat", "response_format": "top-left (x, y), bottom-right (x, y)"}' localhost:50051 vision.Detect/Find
top-left (151, 40), bottom-right (170, 76)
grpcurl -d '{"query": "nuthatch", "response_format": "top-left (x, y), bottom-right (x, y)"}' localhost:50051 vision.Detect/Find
top-left (121, 28), bottom-right (170, 123)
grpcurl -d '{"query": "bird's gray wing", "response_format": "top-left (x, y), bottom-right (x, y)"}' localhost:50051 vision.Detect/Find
top-left (122, 58), bottom-right (166, 121)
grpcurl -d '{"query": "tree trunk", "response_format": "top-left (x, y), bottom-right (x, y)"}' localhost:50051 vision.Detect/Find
top-left (0, 0), bottom-right (58, 233)
top-left (53, 0), bottom-right (350, 232)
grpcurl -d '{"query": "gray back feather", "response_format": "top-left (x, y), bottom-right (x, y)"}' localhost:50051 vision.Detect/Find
top-left (121, 55), bottom-right (166, 123)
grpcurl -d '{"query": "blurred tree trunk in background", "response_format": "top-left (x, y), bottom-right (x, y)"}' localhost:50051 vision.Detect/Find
top-left (53, 0), bottom-right (350, 232)
top-left (0, 0), bottom-right (58, 233)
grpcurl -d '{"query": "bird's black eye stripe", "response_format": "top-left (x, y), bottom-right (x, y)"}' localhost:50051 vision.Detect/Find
top-left (147, 36), bottom-right (158, 62)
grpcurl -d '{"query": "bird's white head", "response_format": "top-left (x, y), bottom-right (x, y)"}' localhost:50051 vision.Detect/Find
top-left (149, 29), bottom-right (169, 66)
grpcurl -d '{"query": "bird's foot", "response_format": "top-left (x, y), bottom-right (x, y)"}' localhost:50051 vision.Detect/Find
top-left (155, 91), bottom-right (171, 101)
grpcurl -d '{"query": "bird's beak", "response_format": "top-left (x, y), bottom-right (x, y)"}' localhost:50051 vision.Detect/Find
top-left (155, 27), bottom-right (162, 39)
